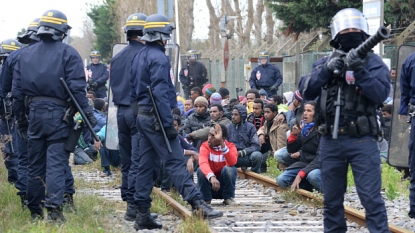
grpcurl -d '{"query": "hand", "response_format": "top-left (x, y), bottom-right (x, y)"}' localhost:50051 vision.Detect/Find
top-left (212, 123), bottom-right (223, 141)
top-left (290, 152), bottom-right (300, 159)
top-left (259, 135), bottom-right (265, 145)
top-left (91, 82), bottom-right (98, 88)
top-left (274, 114), bottom-right (285, 124)
top-left (326, 56), bottom-right (345, 74)
top-left (85, 111), bottom-right (97, 127)
top-left (291, 174), bottom-right (303, 191)
top-left (346, 49), bottom-right (367, 72)
top-left (210, 176), bottom-right (220, 192)
top-left (188, 133), bottom-right (193, 139)
top-left (192, 152), bottom-right (199, 162)
top-left (165, 126), bottom-right (178, 139)
top-left (186, 157), bottom-right (194, 173)
top-left (291, 124), bottom-right (301, 135)
top-left (270, 85), bottom-right (278, 92)
top-left (94, 138), bottom-right (102, 151)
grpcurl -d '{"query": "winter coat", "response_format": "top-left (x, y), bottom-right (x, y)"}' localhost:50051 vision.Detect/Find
top-left (286, 129), bottom-right (320, 175)
top-left (257, 119), bottom-right (288, 153)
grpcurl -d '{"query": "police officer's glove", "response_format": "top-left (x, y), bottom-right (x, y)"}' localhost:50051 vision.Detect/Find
top-left (346, 48), bottom-right (367, 72)
top-left (270, 85), bottom-right (278, 92)
top-left (326, 56), bottom-right (345, 74)
top-left (85, 111), bottom-right (97, 127)
top-left (91, 82), bottom-right (98, 89)
top-left (165, 126), bottom-right (178, 140)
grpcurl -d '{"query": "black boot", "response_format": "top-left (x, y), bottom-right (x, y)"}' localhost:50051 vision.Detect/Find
top-left (63, 193), bottom-right (77, 212)
top-left (124, 203), bottom-right (159, 221)
top-left (190, 199), bottom-right (223, 219)
top-left (19, 194), bottom-right (28, 210)
top-left (31, 212), bottom-right (44, 221)
top-left (47, 207), bottom-right (66, 223)
top-left (133, 207), bottom-right (162, 230)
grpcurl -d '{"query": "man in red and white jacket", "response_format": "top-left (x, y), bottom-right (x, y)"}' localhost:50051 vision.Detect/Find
top-left (197, 124), bottom-right (238, 205)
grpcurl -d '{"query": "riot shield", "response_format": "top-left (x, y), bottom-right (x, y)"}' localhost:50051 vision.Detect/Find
top-left (105, 43), bottom-right (127, 150)
top-left (388, 45), bottom-right (415, 168)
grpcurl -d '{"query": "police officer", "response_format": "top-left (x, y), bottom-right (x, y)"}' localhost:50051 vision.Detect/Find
top-left (299, 8), bottom-right (390, 232)
top-left (12, 10), bottom-right (97, 221)
top-left (399, 52), bottom-right (415, 218)
top-left (0, 38), bottom-right (21, 186)
top-left (179, 49), bottom-right (208, 98)
top-left (86, 50), bottom-right (109, 98)
top-left (109, 12), bottom-right (148, 221)
top-left (249, 51), bottom-right (282, 97)
top-left (130, 14), bottom-right (222, 230)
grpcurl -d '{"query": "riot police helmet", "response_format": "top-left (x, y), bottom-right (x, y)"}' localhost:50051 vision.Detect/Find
top-left (187, 49), bottom-right (198, 60)
top-left (0, 39), bottom-right (22, 57)
top-left (18, 18), bottom-right (41, 44)
top-left (90, 50), bottom-right (101, 63)
top-left (141, 14), bottom-right (175, 43)
top-left (258, 51), bottom-right (269, 65)
top-left (37, 9), bottom-right (72, 41)
top-left (329, 8), bottom-right (369, 49)
top-left (124, 13), bottom-right (147, 40)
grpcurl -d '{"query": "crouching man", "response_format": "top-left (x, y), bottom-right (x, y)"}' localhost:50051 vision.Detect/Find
top-left (197, 124), bottom-right (238, 205)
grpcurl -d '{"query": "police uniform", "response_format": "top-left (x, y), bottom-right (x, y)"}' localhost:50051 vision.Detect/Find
top-left (12, 10), bottom-right (94, 220)
top-left (130, 14), bottom-right (222, 230)
top-left (399, 51), bottom-right (415, 218)
top-left (249, 51), bottom-right (282, 97)
top-left (299, 9), bottom-right (390, 233)
top-left (179, 50), bottom-right (208, 98)
top-left (109, 12), bottom-right (146, 221)
top-left (86, 52), bottom-right (109, 98)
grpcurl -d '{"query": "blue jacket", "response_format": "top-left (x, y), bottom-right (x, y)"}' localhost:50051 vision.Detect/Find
top-left (12, 37), bottom-right (92, 113)
top-left (130, 42), bottom-right (177, 127)
top-left (399, 52), bottom-right (415, 115)
top-left (249, 64), bottom-right (283, 89)
top-left (93, 109), bottom-right (106, 132)
top-left (110, 40), bottom-right (144, 105)
top-left (178, 134), bottom-right (198, 153)
top-left (86, 62), bottom-right (109, 89)
top-left (299, 54), bottom-right (389, 107)
top-left (226, 104), bottom-right (260, 155)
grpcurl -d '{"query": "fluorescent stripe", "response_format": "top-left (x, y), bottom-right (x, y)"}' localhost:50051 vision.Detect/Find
top-left (126, 23), bottom-right (145, 26)
top-left (127, 20), bottom-right (145, 23)
top-left (144, 25), bottom-right (169, 28)
top-left (145, 22), bottom-right (170, 25)
top-left (40, 19), bottom-right (63, 25)
top-left (41, 16), bottom-right (67, 23)
top-left (29, 22), bottom-right (38, 27)
top-left (1, 45), bottom-right (19, 50)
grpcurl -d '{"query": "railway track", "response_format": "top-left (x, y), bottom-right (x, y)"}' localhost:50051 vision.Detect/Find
top-left (155, 169), bottom-right (412, 233)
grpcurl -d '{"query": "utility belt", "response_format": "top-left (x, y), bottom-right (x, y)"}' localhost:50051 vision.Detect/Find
top-left (25, 96), bottom-right (75, 124)
top-left (318, 115), bottom-right (379, 137)
top-left (136, 110), bottom-right (155, 118)
top-left (258, 86), bottom-right (271, 91)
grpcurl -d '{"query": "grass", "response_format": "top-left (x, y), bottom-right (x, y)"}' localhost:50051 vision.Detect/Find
top-left (265, 157), bottom-right (283, 179)
top-left (178, 215), bottom-right (210, 233)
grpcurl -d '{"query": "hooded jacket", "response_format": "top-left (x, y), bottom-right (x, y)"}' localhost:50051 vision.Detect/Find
top-left (191, 116), bottom-right (231, 141)
top-left (257, 118), bottom-right (288, 153)
top-left (226, 105), bottom-right (260, 156)
top-left (182, 110), bottom-right (211, 148)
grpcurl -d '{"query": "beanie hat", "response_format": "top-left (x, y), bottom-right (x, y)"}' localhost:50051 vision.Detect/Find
top-left (218, 87), bottom-right (230, 98)
top-left (210, 93), bottom-right (222, 105)
top-left (259, 89), bottom-right (267, 96)
top-left (205, 87), bottom-right (216, 96)
top-left (202, 83), bottom-right (213, 94)
top-left (294, 90), bottom-right (303, 102)
top-left (239, 96), bottom-right (247, 103)
top-left (283, 91), bottom-right (294, 102)
top-left (94, 98), bottom-right (105, 110)
top-left (194, 96), bottom-right (208, 108)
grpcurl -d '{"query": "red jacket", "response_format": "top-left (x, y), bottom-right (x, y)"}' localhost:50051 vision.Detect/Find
top-left (199, 140), bottom-right (238, 181)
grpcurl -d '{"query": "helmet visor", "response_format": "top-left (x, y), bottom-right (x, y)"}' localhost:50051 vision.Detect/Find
top-left (331, 9), bottom-right (368, 39)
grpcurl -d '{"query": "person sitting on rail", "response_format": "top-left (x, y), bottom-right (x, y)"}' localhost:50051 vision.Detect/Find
top-left (197, 124), bottom-right (237, 205)
top-left (276, 101), bottom-right (321, 192)
top-left (227, 105), bottom-right (263, 173)
top-left (182, 96), bottom-right (211, 149)
top-left (246, 98), bottom-right (265, 131)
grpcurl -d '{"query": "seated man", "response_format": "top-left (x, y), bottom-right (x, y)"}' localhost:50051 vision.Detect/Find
top-left (197, 124), bottom-right (237, 205)
top-left (246, 98), bottom-right (265, 131)
top-left (227, 105), bottom-right (262, 173)
top-left (183, 96), bottom-right (211, 149)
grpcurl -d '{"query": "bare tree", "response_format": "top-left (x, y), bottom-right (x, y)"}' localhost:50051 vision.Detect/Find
top-left (71, 17), bottom-right (95, 62)
top-left (264, 5), bottom-right (275, 45)
top-left (206, 0), bottom-right (222, 48)
top-left (178, 0), bottom-right (195, 52)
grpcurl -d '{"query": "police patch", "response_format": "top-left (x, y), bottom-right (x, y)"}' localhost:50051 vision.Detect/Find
top-left (345, 71), bottom-right (355, 85)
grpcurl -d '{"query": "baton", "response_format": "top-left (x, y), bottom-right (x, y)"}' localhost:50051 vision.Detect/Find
top-left (2, 98), bottom-right (14, 154)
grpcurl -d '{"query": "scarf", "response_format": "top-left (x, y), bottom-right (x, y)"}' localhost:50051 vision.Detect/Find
top-left (301, 121), bottom-right (315, 138)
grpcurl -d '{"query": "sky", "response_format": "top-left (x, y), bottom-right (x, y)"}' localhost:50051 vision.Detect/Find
top-left (0, 0), bottom-right (100, 40)
top-left (0, 0), bottom-right (211, 42)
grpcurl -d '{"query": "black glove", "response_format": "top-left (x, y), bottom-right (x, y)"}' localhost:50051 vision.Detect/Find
top-left (270, 85), bottom-right (278, 92)
top-left (0, 98), bottom-right (4, 117)
top-left (326, 56), bottom-right (345, 74)
top-left (85, 111), bottom-right (97, 127)
top-left (346, 48), bottom-right (367, 72)
top-left (165, 126), bottom-right (178, 140)
top-left (91, 82), bottom-right (98, 89)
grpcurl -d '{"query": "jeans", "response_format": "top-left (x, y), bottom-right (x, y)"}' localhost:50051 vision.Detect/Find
top-left (274, 147), bottom-right (300, 166)
top-left (276, 168), bottom-right (321, 192)
top-left (100, 147), bottom-right (121, 168)
top-left (235, 151), bottom-right (263, 173)
top-left (197, 166), bottom-right (237, 201)
top-left (74, 147), bottom-right (93, 165)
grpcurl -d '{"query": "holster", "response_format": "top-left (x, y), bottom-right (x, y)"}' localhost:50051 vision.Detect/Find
top-left (63, 105), bottom-right (76, 125)
top-left (65, 119), bottom-right (84, 152)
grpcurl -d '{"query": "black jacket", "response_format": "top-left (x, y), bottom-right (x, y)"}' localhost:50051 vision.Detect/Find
top-left (286, 129), bottom-right (320, 175)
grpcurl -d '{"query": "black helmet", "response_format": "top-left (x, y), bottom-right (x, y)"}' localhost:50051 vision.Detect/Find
top-left (187, 49), bottom-right (198, 59)
top-left (18, 18), bottom-right (41, 44)
top-left (124, 13), bottom-right (147, 40)
top-left (90, 50), bottom-right (101, 58)
top-left (0, 39), bottom-right (22, 56)
top-left (141, 14), bottom-right (174, 42)
top-left (37, 10), bottom-right (72, 41)
top-left (258, 51), bottom-right (269, 64)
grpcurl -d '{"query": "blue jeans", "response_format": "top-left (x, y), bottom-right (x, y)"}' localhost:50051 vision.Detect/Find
top-left (274, 147), bottom-right (300, 166)
top-left (235, 151), bottom-right (263, 173)
top-left (197, 166), bottom-right (237, 201)
top-left (276, 168), bottom-right (321, 192)
top-left (100, 147), bottom-right (121, 168)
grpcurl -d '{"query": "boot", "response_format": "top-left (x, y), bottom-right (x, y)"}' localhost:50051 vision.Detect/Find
top-left (31, 212), bottom-right (44, 221)
top-left (19, 194), bottom-right (28, 210)
top-left (133, 207), bottom-right (162, 230)
top-left (190, 199), bottom-right (223, 219)
top-left (63, 193), bottom-right (77, 212)
top-left (124, 203), bottom-right (158, 221)
top-left (47, 207), bottom-right (66, 223)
